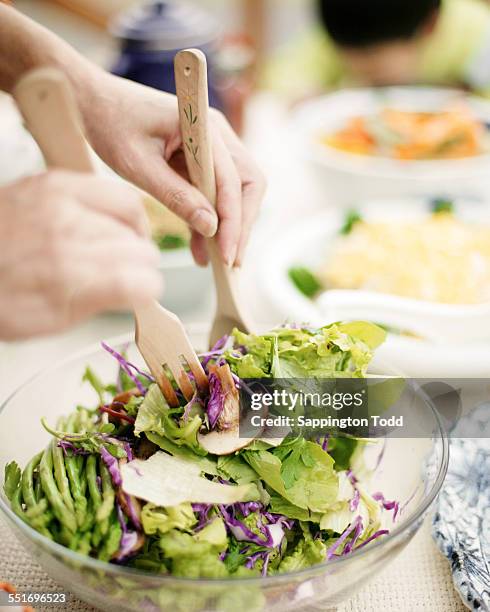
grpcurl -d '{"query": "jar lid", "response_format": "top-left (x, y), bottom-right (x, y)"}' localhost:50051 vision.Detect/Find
top-left (110, 0), bottom-right (220, 51)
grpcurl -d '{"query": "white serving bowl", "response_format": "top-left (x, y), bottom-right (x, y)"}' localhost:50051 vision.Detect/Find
top-left (292, 87), bottom-right (490, 207)
top-left (259, 196), bottom-right (490, 377)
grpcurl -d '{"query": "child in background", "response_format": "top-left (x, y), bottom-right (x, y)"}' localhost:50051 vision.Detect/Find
top-left (265, 0), bottom-right (490, 97)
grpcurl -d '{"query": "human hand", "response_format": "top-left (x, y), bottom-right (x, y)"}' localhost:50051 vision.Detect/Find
top-left (0, 171), bottom-right (162, 340)
top-left (79, 72), bottom-right (266, 267)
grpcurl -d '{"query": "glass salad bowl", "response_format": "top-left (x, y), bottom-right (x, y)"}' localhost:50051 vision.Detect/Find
top-left (0, 329), bottom-right (448, 612)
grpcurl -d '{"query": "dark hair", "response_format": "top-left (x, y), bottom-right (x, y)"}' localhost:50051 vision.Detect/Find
top-left (318, 0), bottom-right (441, 48)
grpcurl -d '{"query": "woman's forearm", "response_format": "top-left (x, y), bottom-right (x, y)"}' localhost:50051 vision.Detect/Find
top-left (0, 5), bottom-right (99, 97)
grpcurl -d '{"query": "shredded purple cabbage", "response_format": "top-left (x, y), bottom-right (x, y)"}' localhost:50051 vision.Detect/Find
top-left (354, 529), bottom-right (390, 550)
top-left (123, 442), bottom-right (134, 462)
top-left (236, 501), bottom-right (262, 517)
top-left (263, 512), bottom-right (295, 531)
top-left (230, 371), bottom-right (241, 390)
top-left (316, 435), bottom-right (330, 452)
top-left (57, 440), bottom-right (89, 456)
top-left (342, 517), bottom-right (364, 554)
top-left (219, 505), bottom-right (285, 548)
top-left (372, 492), bottom-right (399, 520)
top-left (326, 515), bottom-right (362, 559)
top-left (207, 372), bottom-right (225, 429)
top-left (101, 342), bottom-right (148, 394)
top-left (123, 492), bottom-right (142, 531)
top-left (115, 503), bottom-right (140, 562)
top-left (346, 469), bottom-right (358, 485)
top-left (100, 446), bottom-right (123, 488)
top-left (192, 503), bottom-right (213, 531)
top-left (245, 551), bottom-right (271, 576)
top-left (198, 335), bottom-right (229, 368)
top-left (118, 531), bottom-right (139, 559)
top-left (349, 488), bottom-right (360, 512)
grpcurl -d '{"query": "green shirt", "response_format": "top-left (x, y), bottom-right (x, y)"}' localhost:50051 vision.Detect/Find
top-left (264, 0), bottom-right (490, 96)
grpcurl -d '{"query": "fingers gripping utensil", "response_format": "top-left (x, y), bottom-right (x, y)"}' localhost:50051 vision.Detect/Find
top-left (174, 49), bottom-right (255, 346)
top-left (13, 67), bottom-right (208, 405)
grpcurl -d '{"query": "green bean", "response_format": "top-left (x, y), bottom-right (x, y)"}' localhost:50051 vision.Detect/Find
top-left (73, 453), bottom-right (83, 475)
top-left (65, 453), bottom-right (87, 527)
top-left (24, 497), bottom-right (49, 519)
top-left (86, 454), bottom-right (102, 509)
top-left (12, 480), bottom-right (53, 539)
top-left (77, 531), bottom-right (92, 555)
top-left (86, 455), bottom-right (111, 536)
top-left (68, 531), bottom-right (81, 551)
top-left (77, 408), bottom-right (91, 433)
top-left (59, 525), bottom-right (74, 547)
top-left (34, 473), bottom-right (42, 503)
top-left (52, 428), bottom-right (75, 515)
top-left (79, 464), bottom-right (88, 497)
top-left (98, 510), bottom-right (122, 562)
top-left (29, 511), bottom-right (54, 537)
top-left (96, 461), bottom-right (115, 524)
top-left (80, 498), bottom-right (95, 533)
top-left (21, 451), bottom-right (43, 510)
top-left (64, 412), bottom-right (77, 434)
top-left (9, 483), bottom-right (25, 520)
top-left (91, 522), bottom-right (103, 548)
top-left (39, 444), bottom-right (77, 534)
top-left (100, 517), bottom-right (109, 536)
top-left (29, 509), bottom-right (53, 527)
top-left (65, 453), bottom-right (83, 498)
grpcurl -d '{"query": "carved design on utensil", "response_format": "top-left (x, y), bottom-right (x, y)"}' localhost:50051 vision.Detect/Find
top-left (182, 97), bottom-right (200, 168)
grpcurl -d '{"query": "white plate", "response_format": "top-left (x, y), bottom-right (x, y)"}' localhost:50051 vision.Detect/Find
top-left (291, 87), bottom-right (490, 206)
top-left (259, 197), bottom-right (490, 377)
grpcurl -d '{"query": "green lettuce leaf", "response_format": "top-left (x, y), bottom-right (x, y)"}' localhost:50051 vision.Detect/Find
top-left (141, 502), bottom-right (196, 535)
top-left (243, 441), bottom-right (338, 513)
top-left (134, 383), bottom-right (170, 437)
top-left (159, 518), bottom-right (229, 578)
top-left (336, 321), bottom-right (386, 350)
top-left (145, 432), bottom-right (219, 475)
top-left (226, 323), bottom-right (386, 380)
top-left (217, 455), bottom-right (258, 484)
top-left (327, 437), bottom-right (359, 471)
top-left (278, 523), bottom-right (326, 573)
top-left (121, 452), bottom-right (260, 506)
top-left (268, 493), bottom-right (322, 522)
top-left (224, 330), bottom-right (273, 378)
top-left (134, 384), bottom-right (205, 455)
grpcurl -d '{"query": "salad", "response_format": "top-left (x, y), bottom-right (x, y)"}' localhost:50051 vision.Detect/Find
top-left (4, 324), bottom-right (398, 579)
top-left (322, 107), bottom-right (489, 160)
top-left (290, 201), bottom-right (490, 305)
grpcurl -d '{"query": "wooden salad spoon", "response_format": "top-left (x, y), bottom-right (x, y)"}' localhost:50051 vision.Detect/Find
top-left (174, 49), bottom-right (255, 346)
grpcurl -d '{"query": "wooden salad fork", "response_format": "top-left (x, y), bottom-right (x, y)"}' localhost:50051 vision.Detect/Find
top-left (13, 67), bottom-right (208, 406)
top-left (174, 49), bottom-right (255, 346)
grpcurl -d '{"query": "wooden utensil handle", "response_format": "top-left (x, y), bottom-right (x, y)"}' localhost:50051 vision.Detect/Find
top-left (174, 49), bottom-right (217, 208)
top-left (13, 67), bottom-right (94, 173)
